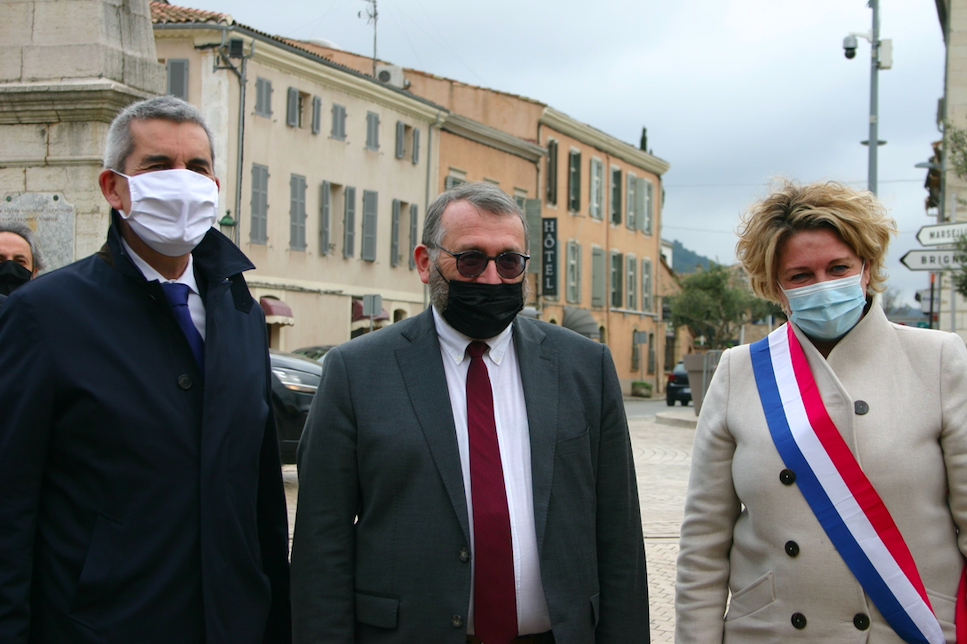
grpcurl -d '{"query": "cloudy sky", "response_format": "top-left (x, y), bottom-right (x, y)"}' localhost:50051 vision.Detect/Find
top-left (185, 0), bottom-right (946, 307)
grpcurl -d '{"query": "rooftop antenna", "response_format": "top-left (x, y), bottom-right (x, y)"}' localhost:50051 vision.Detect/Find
top-left (358, 0), bottom-right (377, 77)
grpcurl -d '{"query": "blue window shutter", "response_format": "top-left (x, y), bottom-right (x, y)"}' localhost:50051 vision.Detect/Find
top-left (361, 190), bottom-right (378, 261)
top-left (409, 203), bottom-right (419, 269)
top-left (344, 186), bottom-right (356, 258)
top-left (390, 199), bottom-right (401, 266)
top-left (320, 180), bottom-right (330, 255)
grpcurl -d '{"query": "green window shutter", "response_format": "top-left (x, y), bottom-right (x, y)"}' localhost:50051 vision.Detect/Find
top-left (311, 96), bottom-right (322, 134)
top-left (289, 174), bottom-right (306, 250)
top-left (546, 140), bottom-right (558, 205)
top-left (395, 121), bottom-right (405, 159)
top-left (344, 186), bottom-right (356, 258)
top-left (250, 164), bottom-right (268, 244)
top-left (610, 168), bottom-right (622, 225)
top-left (412, 128), bottom-right (420, 165)
top-left (525, 198), bottom-right (542, 274)
top-left (320, 180), bottom-right (331, 255)
top-left (166, 59), bottom-right (189, 99)
top-left (626, 174), bottom-right (637, 231)
top-left (568, 150), bottom-right (581, 212)
top-left (391, 199), bottom-right (401, 266)
top-left (409, 203), bottom-right (419, 269)
top-left (626, 255), bottom-right (637, 309)
top-left (610, 251), bottom-right (623, 307)
top-left (636, 178), bottom-right (647, 232)
top-left (591, 247), bottom-right (605, 307)
top-left (642, 258), bottom-right (653, 312)
top-left (286, 87), bottom-right (299, 127)
top-left (361, 190), bottom-right (378, 261)
top-left (332, 104), bottom-right (346, 140)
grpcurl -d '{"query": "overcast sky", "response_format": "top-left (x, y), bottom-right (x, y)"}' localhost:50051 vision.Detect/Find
top-left (185, 0), bottom-right (947, 307)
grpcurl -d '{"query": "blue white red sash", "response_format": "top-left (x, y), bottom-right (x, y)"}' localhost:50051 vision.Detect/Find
top-left (750, 324), bottom-right (945, 644)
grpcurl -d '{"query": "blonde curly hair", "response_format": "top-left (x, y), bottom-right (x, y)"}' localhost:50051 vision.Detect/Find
top-left (736, 180), bottom-right (897, 304)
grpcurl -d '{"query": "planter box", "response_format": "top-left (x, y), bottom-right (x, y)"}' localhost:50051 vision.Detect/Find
top-left (684, 352), bottom-right (721, 417)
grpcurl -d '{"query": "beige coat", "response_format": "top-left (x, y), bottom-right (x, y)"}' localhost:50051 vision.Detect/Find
top-left (675, 302), bottom-right (967, 643)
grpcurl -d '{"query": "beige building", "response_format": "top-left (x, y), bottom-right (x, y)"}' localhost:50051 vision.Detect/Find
top-left (294, 45), bottom-right (672, 393)
top-left (153, 3), bottom-right (447, 350)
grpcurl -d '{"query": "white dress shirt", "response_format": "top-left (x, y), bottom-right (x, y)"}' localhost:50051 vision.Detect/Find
top-left (432, 307), bottom-right (551, 636)
top-left (121, 238), bottom-right (206, 339)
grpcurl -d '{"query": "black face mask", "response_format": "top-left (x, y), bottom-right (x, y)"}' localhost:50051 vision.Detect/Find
top-left (0, 260), bottom-right (31, 296)
top-left (441, 279), bottom-right (524, 340)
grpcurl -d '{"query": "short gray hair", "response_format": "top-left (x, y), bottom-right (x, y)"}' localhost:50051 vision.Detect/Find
top-left (103, 95), bottom-right (215, 172)
top-left (0, 220), bottom-right (46, 272)
top-left (422, 181), bottom-right (529, 251)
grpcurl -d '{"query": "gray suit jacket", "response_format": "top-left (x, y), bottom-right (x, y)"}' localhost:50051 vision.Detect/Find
top-left (291, 308), bottom-right (648, 644)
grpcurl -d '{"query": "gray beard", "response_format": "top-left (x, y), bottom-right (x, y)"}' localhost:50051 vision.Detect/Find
top-left (428, 263), bottom-right (530, 314)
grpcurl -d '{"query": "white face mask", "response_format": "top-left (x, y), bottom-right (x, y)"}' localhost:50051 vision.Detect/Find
top-left (116, 169), bottom-right (218, 257)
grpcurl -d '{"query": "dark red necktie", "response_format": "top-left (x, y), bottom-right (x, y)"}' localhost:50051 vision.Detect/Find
top-left (466, 341), bottom-right (517, 644)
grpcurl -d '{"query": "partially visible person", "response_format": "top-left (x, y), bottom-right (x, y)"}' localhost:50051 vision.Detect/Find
top-left (676, 180), bottom-right (967, 642)
top-left (0, 95), bottom-right (290, 643)
top-left (0, 221), bottom-right (46, 303)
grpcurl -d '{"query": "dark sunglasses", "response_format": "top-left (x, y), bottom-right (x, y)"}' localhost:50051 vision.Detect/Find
top-left (438, 247), bottom-right (530, 279)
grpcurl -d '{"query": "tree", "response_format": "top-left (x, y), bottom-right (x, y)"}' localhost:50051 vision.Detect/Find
top-left (666, 263), bottom-right (782, 350)
top-left (942, 123), bottom-right (967, 298)
top-left (954, 233), bottom-right (967, 298)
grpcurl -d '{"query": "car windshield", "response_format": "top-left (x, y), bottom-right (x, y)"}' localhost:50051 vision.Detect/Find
top-left (673, 362), bottom-right (687, 375)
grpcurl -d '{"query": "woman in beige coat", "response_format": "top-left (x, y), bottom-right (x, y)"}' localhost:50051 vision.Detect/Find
top-left (675, 181), bottom-right (967, 643)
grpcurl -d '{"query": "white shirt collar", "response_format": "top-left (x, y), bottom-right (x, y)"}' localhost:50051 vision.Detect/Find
top-left (121, 237), bottom-right (200, 294)
top-left (431, 306), bottom-right (514, 366)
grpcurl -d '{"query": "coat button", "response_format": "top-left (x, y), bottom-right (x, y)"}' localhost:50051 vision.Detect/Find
top-left (853, 613), bottom-right (870, 630)
top-left (779, 469), bottom-right (796, 485)
top-left (791, 612), bottom-right (807, 629)
top-left (459, 547), bottom-right (470, 562)
top-left (451, 614), bottom-right (463, 628)
top-left (784, 540), bottom-right (800, 557)
top-left (854, 400), bottom-right (869, 415)
top-left (177, 374), bottom-right (192, 390)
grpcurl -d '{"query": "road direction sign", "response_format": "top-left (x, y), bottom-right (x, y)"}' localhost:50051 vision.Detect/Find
top-left (900, 249), bottom-right (963, 271)
top-left (916, 221), bottom-right (967, 246)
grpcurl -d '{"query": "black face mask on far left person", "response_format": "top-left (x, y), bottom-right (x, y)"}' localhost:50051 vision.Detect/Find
top-left (0, 260), bottom-right (31, 296)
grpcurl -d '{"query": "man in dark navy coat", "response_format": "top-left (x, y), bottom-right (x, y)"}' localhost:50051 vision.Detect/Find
top-left (0, 96), bottom-right (291, 643)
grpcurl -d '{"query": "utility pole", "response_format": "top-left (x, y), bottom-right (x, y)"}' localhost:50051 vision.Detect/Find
top-left (359, 0), bottom-right (378, 77)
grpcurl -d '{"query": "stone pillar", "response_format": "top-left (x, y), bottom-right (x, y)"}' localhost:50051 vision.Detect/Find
top-left (0, 0), bottom-right (164, 269)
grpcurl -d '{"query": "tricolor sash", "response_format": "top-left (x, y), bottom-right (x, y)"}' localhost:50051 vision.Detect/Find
top-left (749, 324), bottom-right (946, 644)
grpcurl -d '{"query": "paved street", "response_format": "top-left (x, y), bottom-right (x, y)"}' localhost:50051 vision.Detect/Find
top-left (282, 407), bottom-right (697, 642)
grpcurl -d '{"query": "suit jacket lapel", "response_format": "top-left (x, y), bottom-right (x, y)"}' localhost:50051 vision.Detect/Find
top-left (396, 309), bottom-right (471, 542)
top-left (514, 317), bottom-right (557, 554)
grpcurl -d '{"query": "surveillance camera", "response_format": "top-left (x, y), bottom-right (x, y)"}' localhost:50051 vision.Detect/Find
top-left (843, 34), bottom-right (858, 59)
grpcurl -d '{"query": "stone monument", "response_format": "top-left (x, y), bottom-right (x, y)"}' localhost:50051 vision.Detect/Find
top-left (0, 0), bottom-right (164, 269)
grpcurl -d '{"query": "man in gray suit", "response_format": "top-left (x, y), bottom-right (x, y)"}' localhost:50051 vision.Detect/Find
top-left (291, 182), bottom-right (648, 644)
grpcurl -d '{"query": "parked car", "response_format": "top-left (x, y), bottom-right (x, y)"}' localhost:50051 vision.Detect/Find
top-left (292, 344), bottom-right (336, 365)
top-left (270, 350), bottom-right (323, 464)
top-left (666, 361), bottom-right (692, 407)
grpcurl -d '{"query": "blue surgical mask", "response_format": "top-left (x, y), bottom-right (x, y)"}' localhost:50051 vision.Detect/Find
top-left (781, 269), bottom-right (866, 341)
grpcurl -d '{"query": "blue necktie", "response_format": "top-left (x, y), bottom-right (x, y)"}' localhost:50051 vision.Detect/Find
top-left (161, 282), bottom-right (205, 371)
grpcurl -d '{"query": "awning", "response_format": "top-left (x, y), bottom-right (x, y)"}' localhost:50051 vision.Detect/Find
top-left (260, 296), bottom-right (295, 326)
top-left (562, 306), bottom-right (600, 339)
top-left (352, 298), bottom-right (389, 322)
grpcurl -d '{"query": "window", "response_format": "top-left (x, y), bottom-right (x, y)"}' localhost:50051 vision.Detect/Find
top-left (648, 332), bottom-right (656, 374)
top-left (391, 199), bottom-right (401, 266)
top-left (331, 104), bottom-right (347, 140)
top-left (610, 166), bottom-right (622, 225)
top-left (566, 240), bottom-right (582, 304)
top-left (289, 174), bottom-right (306, 251)
top-left (641, 180), bottom-right (654, 235)
top-left (250, 164), bottom-right (268, 244)
top-left (412, 128), bottom-right (420, 165)
top-left (546, 139), bottom-right (558, 206)
top-left (361, 190), bottom-right (378, 261)
top-left (589, 158), bottom-right (604, 220)
top-left (610, 251), bottom-right (623, 308)
top-left (626, 172), bottom-right (637, 231)
top-left (319, 181), bottom-right (331, 255)
top-left (626, 255), bottom-right (637, 309)
top-left (395, 121), bottom-right (406, 159)
top-left (641, 258), bottom-right (653, 312)
top-left (567, 150), bottom-right (581, 212)
top-left (166, 59), bottom-right (188, 99)
top-left (311, 96), bottom-right (322, 134)
top-left (591, 246), bottom-right (605, 307)
top-left (445, 174), bottom-right (466, 190)
top-left (366, 112), bottom-right (380, 150)
top-left (255, 77), bottom-right (272, 117)
top-left (343, 186), bottom-right (356, 258)
top-left (409, 203), bottom-right (419, 269)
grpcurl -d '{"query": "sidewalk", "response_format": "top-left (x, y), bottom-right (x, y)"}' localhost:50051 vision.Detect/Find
top-left (282, 409), bottom-right (698, 642)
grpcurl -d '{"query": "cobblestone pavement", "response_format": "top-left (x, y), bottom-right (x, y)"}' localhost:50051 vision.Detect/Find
top-left (282, 409), bottom-right (697, 643)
